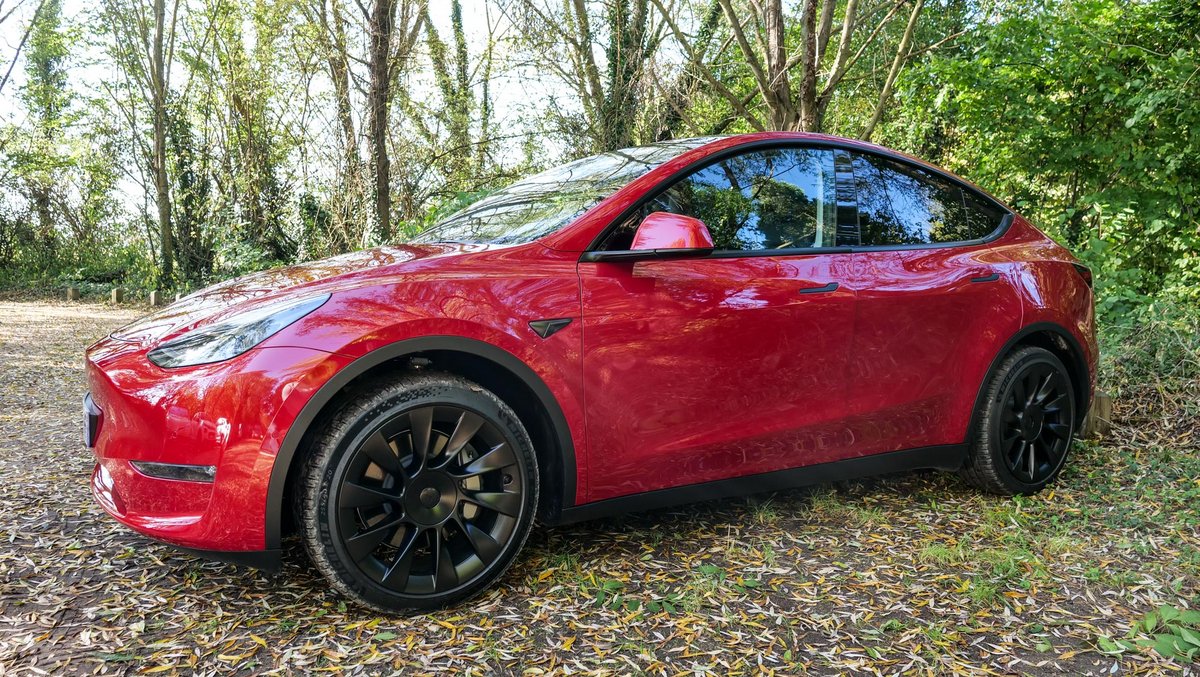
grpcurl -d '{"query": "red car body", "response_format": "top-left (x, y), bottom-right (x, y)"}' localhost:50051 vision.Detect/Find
top-left (85, 133), bottom-right (1096, 568)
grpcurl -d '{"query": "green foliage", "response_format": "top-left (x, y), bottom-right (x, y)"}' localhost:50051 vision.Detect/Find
top-left (590, 579), bottom-right (686, 616)
top-left (1097, 298), bottom-right (1199, 406)
top-left (0, 0), bottom-right (131, 289)
top-left (1097, 605), bottom-right (1200, 662)
top-left (878, 0), bottom-right (1200, 321)
top-left (0, 0), bottom-right (1196, 321)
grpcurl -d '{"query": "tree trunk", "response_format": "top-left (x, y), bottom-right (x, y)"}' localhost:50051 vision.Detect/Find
top-left (794, 0), bottom-right (819, 131)
top-left (762, 0), bottom-right (797, 130)
top-left (151, 0), bottom-right (173, 283)
top-left (324, 0), bottom-right (357, 164)
top-left (367, 0), bottom-right (398, 242)
top-left (600, 0), bottom-right (648, 149)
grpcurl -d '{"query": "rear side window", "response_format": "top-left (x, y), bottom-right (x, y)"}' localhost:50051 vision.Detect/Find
top-left (850, 152), bottom-right (1006, 246)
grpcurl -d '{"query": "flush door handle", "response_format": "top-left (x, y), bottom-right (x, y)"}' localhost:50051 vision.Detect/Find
top-left (798, 282), bottom-right (839, 295)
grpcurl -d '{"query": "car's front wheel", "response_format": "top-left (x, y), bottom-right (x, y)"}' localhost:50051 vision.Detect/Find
top-left (961, 346), bottom-right (1077, 495)
top-left (298, 372), bottom-right (538, 613)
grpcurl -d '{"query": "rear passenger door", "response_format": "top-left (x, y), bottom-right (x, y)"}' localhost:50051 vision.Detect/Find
top-left (839, 151), bottom-right (1025, 456)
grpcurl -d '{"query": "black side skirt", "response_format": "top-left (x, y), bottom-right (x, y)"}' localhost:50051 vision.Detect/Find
top-left (551, 444), bottom-right (967, 526)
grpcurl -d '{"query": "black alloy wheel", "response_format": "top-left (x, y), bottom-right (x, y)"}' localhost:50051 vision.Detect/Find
top-left (961, 346), bottom-right (1077, 494)
top-left (299, 372), bottom-right (538, 612)
top-left (997, 360), bottom-right (1073, 483)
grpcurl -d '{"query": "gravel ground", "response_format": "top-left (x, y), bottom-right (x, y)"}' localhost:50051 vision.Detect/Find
top-left (0, 299), bottom-right (1196, 675)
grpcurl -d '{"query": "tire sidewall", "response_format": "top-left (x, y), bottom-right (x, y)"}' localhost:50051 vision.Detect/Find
top-left (984, 349), bottom-right (1076, 494)
top-left (305, 375), bottom-right (539, 613)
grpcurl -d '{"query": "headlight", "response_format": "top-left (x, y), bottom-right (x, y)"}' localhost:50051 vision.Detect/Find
top-left (147, 294), bottom-right (330, 368)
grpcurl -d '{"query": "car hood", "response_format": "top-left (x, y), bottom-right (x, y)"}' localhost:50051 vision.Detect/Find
top-left (108, 242), bottom-right (489, 347)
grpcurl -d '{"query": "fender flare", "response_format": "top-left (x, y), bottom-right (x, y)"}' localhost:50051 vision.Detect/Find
top-left (263, 336), bottom-right (578, 549)
top-left (967, 321), bottom-right (1092, 445)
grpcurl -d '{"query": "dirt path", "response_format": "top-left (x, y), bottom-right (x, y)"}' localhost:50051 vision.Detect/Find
top-left (0, 300), bottom-right (1193, 674)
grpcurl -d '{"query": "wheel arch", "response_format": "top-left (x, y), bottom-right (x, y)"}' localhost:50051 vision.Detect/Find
top-left (970, 322), bottom-right (1092, 436)
top-left (265, 336), bottom-right (577, 550)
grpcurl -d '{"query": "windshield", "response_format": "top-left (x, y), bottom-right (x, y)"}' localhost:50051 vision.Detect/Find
top-left (413, 137), bottom-right (720, 245)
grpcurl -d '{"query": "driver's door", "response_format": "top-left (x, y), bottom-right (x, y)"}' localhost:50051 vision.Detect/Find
top-left (578, 146), bottom-right (857, 503)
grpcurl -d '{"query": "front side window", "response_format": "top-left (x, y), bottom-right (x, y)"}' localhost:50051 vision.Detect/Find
top-left (601, 147), bottom-right (840, 252)
top-left (851, 153), bottom-right (1006, 246)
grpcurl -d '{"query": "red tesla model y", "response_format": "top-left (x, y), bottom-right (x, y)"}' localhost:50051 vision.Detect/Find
top-left (85, 133), bottom-right (1096, 612)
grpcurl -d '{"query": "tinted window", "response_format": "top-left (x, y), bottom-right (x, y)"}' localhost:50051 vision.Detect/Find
top-left (601, 147), bottom-right (840, 252)
top-left (851, 153), bottom-right (1006, 246)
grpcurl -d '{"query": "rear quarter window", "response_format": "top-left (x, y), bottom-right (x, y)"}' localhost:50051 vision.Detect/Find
top-left (850, 152), bottom-right (1006, 246)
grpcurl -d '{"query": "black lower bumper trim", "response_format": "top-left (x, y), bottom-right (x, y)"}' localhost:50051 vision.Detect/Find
top-left (173, 546), bottom-right (282, 571)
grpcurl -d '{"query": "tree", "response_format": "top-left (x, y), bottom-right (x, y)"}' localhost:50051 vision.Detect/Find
top-left (17, 0), bottom-right (69, 238)
top-left (210, 0), bottom-right (295, 261)
top-left (394, 0), bottom-right (512, 206)
top-left (879, 0), bottom-right (1200, 313)
top-left (513, 0), bottom-right (664, 152)
top-left (100, 0), bottom-right (180, 285)
top-left (0, 0), bottom-right (49, 95)
top-left (652, 0), bottom-right (946, 135)
top-left (419, 0), bottom-right (485, 188)
top-left (364, 0), bottom-right (422, 242)
top-left (303, 0), bottom-right (366, 251)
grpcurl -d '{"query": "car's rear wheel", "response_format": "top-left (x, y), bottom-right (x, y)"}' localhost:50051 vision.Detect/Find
top-left (298, 372), bottom-right (538, 613)
top-left (961, 346), bottom-right (1076, 495)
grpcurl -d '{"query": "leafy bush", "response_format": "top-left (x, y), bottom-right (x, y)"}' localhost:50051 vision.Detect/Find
top-left (1098, 605), bottom-right (1200, 662)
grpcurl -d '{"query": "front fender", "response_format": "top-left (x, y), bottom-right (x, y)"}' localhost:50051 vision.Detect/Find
top-left (261, 330), bottom-right (585, 550)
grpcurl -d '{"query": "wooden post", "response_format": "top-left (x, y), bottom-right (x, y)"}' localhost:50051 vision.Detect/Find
top-left (111, 288), bottom-right (124, 304)
top-left (150, 290), bottom-right (163, 306)
top-left (1082, 390), bottom-right (1113, 437)
top-left (66, 287), bottom-right (79, 301)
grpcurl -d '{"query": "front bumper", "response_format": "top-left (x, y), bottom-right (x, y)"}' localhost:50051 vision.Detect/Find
top-left (85, 334), bottom-right (352, 556)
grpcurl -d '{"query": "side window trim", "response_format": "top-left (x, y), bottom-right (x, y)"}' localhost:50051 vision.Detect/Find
top-left (833, 148), bottom-right (860, 247)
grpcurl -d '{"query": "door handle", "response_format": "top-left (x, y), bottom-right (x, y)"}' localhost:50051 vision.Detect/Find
top-left (970, 272), bottom-right (1000, 283)
top-left (798, 282), bottom-right (839, 294)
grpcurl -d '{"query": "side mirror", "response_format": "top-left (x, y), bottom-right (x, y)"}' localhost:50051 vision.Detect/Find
top-left (631, 212), bottom-right (715, 252)
top-left (581, 212), bottom-right (715, 263)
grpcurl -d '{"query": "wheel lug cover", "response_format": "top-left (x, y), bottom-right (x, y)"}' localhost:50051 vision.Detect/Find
top-left (419, 487), bottom-right (440, 508)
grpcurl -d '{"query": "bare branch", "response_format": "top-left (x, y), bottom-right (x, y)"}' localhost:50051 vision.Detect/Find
top-left (0, 0), bottom-right (46, 95)
top-left (716, 0), bottom-right (770, 96)
top-left (651, 0), bottom-right (764, 130)
top-left (815, 0), bottom-right (835, 64)
top-left (820, 0), bottom-right (901, 101)
top-left (861, 0), bottom-right (923, 140)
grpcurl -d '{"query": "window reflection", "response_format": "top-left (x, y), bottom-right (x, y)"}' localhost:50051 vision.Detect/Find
top-left (632, 148), bottom-right (839, 252)
top-left (852, 153), bottom-right (1005, 246)
top-left (414, 138), bottom-right (720, 245)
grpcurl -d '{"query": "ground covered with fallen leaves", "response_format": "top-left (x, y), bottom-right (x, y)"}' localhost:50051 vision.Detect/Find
top-left (1, 299), bottom-right (1197, 675)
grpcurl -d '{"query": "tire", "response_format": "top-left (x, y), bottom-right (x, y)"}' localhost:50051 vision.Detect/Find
top-left (297, 371), bottom-right (539, 613)
top-left (960, 346), bottom-right (1076, 495)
